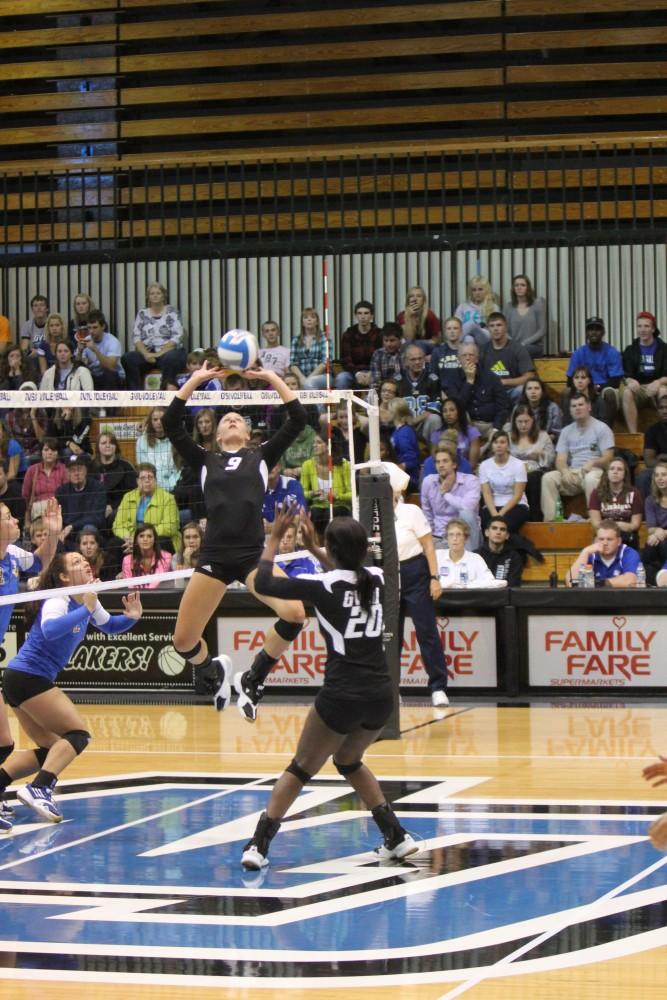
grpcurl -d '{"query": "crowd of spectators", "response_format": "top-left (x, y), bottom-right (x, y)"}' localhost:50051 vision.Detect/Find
top-left (1, 275), bottom-right (667, 589)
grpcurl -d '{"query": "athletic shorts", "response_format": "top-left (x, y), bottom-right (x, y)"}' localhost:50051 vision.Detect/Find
top-left (194, 550), bottom-right (263, 586)
top-left (2, 669), bottom-right (55, 708)
top-left (314, 688), bottom-right (394, 736)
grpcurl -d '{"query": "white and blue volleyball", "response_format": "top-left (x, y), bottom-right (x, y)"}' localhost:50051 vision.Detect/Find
top-left (217, 329), bottom-right (259, 370)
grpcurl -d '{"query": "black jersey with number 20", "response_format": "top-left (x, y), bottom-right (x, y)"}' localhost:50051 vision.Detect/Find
top-left (254, 560), bottom-right (392, 701)
top-left (162, 396), bottom-right (307, 563)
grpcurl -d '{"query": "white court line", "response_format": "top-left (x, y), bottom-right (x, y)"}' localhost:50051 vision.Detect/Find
top-left (435, 845), bottom-right (667, 1000)
top-left (82, 748), bottom-right (667, 762)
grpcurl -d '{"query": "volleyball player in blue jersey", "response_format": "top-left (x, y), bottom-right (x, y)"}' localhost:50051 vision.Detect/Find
top-left (241, 507), bottom-right (417, 870)
top-left (0, 552), bottom-right (143, 826)
top-left (0, 496), bottom-right (62, 829)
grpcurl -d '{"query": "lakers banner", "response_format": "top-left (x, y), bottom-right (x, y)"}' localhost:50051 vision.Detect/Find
top-left (528, 613), bottom-right (665, 687)
top-left (217, 614), bottom-right (498, 688)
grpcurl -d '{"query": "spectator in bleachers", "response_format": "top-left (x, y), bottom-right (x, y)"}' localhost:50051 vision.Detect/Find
top-left (562, 365), bottom-right (607, 425)
top-left (262, 463), bottom-right (307, 527)
top-left (566, 317), bottom-right (623, 425)
top-left (74, 309), bottom-right (125, 389)
top-left (454, 341), bottom-right (510, 439)
top-left (193, 408), bottom-right (218, 452)
top-left (430, 397), bottom-right (481, 469)
top-left (518, 376), bottom-right (563, 443)
top-left (122, 282), bottom-right (186, 390)
top-left (638, 391), bottom-right (667, 497)
top-left (436, 519), bottom-right (499, 588)
top-left (56, 454), bottom-right (106, 549)
top-left (357, 379), bottom-right (398, 442)
top-left (540, 393), bottom-right (614, 522)
top-left (396, 286), bottom-right (441, 354)
top-left (455, 275), bottom-right (497, 347)
top-left (172, 520), bottom-right (203, 575)
top-left (389, 398), bottom-right (421, 492)
top-left (280, 421), bottom-right (317, 479)
top-left (503, 274), bottom-right (546, 359)
top-left (36, 313), bottom-right (68, 374)
top-left (90, 430), bottom-right (137, 526)
top-left (429, 316), bottom-right (465, 397)
top-left (335, 300), bottom-right (382, 389)
top-left (300, 433), bottom-right (352, 540)
top-left (39, 341), bottom-right (94, 392)
top-left (120, 524), bottom-right (171, 589)
top-left (0, 344), bottom-right (38, 390)
top-left (0, 306), bottom-right (9, 354)
top-left (112, 462), bottom-right (180, 555)
top-left (508, 404), bottom-right (555, 521)
top-left (39, 406), bottom-right (91, 460)
top-left (68, 292), bottom-right (95, 343)
top-left (19, 294), bottom-right (49, 356)
top-left (0, 461), bottom-right (25, 525)
top-left (0, 421), bottom-right (24, 481)
top-left (289, 308), bottom-right (330, 389)
top-left (420, 441), bottom-right (481, 549)
top-left (135, 407), bottom-right (181, 492)
top-left (258, 320), bottom-right (291, 378)
top-left (370, 323), bottom-right (404, 389)
top-left (326, 403), bottom-right (366, 465)
top-left (21, 438), bottom-right (68, 526)
top-left (642, 458), bottom-right (667, 584)
top-left (421, 431), bottom-right (473, 479)
top-left (275, 522), bottom-right (320, 578)
top-left (476, 515), bottom-right (524, 587)
top-left (395, 344), bottom-right (442, 443)
top-left (479, 430), bottom-right (530, 534)
top-left (481, 312), bottom-right (536, 404)
top-left (621, 311), bottom-right (667, 433)
top-left (566, 519), bottom-right (640, 588)
top-left (588, 456), bottom-right (642, 549)
top-left (26, 517), bottom-right (47, 553)
top-left (9, 408), bottom-right (43, 470)
top-left (77, 528), bottom-right (113, 581)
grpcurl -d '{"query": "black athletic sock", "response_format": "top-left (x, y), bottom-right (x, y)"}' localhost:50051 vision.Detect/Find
top-left (247, 649), bottom-right (279, 686)
top-left (251, 811), bottom-right (282, 855)
top-left (371, 802), bottom-right (406, 847)
top-left (193, 654), bottom-right (219, 695)
top-left (32, 770), bottom-right (57, 790)
top-left (0, 767), bottom-right (11, 793)
top-left (0, 744), bottom-right (13, 767)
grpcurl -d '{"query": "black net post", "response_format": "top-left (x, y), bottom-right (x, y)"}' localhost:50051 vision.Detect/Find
top-left (358, 472), bottom-right (400, 740)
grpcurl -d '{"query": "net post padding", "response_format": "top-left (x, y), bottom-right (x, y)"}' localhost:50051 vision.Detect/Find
top-left (358, 472), bottom-right (400, 741)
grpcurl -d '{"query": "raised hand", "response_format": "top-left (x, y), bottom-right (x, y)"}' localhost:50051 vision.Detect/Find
top-left (122, 592), bottom-right (143, 620)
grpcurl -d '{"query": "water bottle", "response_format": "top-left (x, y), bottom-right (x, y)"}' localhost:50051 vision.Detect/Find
top-left (554, 495), bottom-right (564, 522)
top-left (459, 565), bottom-right (469, 588)
top-left (582, 563), bottom-right (595, 589)
top-left (636, 563), bottom-right (647, 588)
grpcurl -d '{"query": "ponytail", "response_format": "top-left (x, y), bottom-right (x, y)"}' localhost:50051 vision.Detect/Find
top-left (356, 564), bottom-right (374, 614)
top-left (324, 516), bottom-right (376, 613)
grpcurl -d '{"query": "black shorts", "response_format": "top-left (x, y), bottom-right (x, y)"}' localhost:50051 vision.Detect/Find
top-left (314, 688), bottom-right (394, 736)
top-left (2, 669), bottom-right (55, 708)
top-left (194, 550), bottom-right (262, 586)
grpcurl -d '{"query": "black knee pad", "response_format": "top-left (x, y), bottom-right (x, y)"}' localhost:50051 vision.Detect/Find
top-left (286, 758), bottom-right (312, 785)
top-left (333, 758), bottom-right (363, 777)
top-left (63, 730), bottom-right (91, 756)
top-left (275, 619), bottom-right (304, 643)
top-left (33, 747), bottom-right (49, 767)
top-left (0, 744), bottom-right (13, 766)
top-left (176, 639), bottom-right (202, 660)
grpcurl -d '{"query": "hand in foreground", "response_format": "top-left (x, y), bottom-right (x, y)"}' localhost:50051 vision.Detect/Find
top-left (269, 502), bottom-right (300, 541)
top-left (122, 592), bottom-right (143, 619)
top-left (643, 756), bottom-right (667, 787)
top-left (41, 498), bottom-right (63, 535)
top-left (188, 362), bottom-right (227, 387)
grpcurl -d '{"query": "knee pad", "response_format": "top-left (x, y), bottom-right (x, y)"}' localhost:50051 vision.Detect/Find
top-left (176, 639), bottom-right (203, 661)
top-left (63, 730), bottom-right (91, 756)
top-left (333, 758), bottom-right (363, 777)
top-left (275, 619), bottom-right (304, 643)
top-left (0, 744), bottom-right (13, 766)
top-left (286, 758), bottom-right (312, 786)
top-left (33, 747), bottom-right (49, 767)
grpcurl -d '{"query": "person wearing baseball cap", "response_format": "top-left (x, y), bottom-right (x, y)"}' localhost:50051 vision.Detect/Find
top-left (621, 311), bottom-right (667, 433)
top-left (55, 453), bottom-right (106, 550)
top-left (566, 316), bottom-right (624, 426)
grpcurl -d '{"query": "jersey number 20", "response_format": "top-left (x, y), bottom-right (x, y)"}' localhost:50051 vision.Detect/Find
top-left (344, 604), bottom-right (382, 639)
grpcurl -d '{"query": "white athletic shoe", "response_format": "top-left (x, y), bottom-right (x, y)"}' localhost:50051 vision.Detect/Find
top-left (431, 690), bottom-right (449, 707)
top-left (241, 842), bottom-right (269, 870)
top-left (234, 670), bottom-right (264, 723)
top-left (374, 832), bottom-right (419, 861)
top-left (212, 655), bottom-right (232, 712)
top-left (17, 784), bottom-right (63, 823)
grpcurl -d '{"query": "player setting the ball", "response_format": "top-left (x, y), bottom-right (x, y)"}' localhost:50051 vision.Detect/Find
top-left (162, 341), bottom-right (308, 722)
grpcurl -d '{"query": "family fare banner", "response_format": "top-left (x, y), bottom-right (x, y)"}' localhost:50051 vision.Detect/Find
top-left (216, 615), bottom-right (498, 688)
top-left (528, 614), bottom-right (665, 687)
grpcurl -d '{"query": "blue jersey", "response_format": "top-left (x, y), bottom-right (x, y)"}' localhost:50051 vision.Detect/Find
top-left (276, 554), bottom-right (320, 578)
top-left (262, 474), bottom-right (308, 522)
top-left (8, 597), bottom-right (137, 682)
top-left (592, 544), bottom-right (640, 583)
top-left (0, 545), bottom-right (40, 644)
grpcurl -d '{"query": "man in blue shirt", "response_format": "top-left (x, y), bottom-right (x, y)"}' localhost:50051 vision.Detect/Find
top-left (566, 317), bottom-right (623, 425)
top-left (262, 464), bottom-right (307, 525)
top-left (56, 455), bottom-right (107, 549)
top-left (566, 519), bottom-right (640, 587)
top-left (621, 311), bottom-right (667, 433)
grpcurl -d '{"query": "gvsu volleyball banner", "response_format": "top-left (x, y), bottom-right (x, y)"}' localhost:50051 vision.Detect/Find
top-left (217, 614), bottom-right (497, 688)
top-left (528, 614), bottom-right (665, 687)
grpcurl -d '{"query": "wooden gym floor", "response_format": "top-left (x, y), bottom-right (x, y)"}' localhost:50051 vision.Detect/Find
top-left (0, 697), bottom-right (666, 1000)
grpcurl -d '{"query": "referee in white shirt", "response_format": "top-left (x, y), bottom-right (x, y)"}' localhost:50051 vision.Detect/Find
top-left (388, 463), bottom-right (449, 708)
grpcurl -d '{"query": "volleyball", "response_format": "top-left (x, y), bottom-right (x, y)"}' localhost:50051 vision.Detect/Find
top-left (157, 645), bottom-right (186, 677)
top-left (217, 329), bottom-right (259, 370)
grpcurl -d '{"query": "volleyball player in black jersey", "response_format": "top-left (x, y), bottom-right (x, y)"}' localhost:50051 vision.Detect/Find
top-left (241, 507), bottom-right (418, 870)
top-left (162, 363), bottom-right (308, 719)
